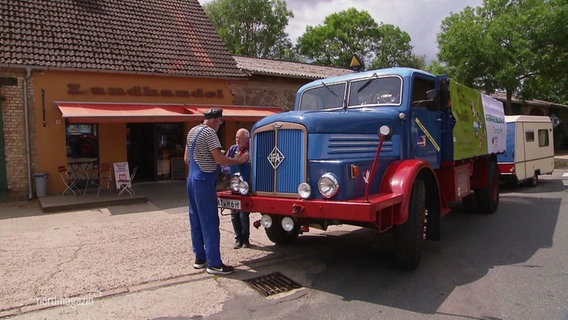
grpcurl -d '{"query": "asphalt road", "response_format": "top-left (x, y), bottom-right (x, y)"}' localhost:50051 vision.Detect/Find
top-left (1, 169), bottom-right (567, 320)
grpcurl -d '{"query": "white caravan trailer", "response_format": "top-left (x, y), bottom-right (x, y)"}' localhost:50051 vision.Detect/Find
top-left (497, 115), bottom-right (554, 186)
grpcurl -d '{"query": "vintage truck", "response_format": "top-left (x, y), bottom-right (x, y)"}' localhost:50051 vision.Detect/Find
top-left (217, 67), bottom-right (506, 269)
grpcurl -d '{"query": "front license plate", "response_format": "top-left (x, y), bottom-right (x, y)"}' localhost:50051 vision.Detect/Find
top-left (217, 198), bottom-right (241, 210)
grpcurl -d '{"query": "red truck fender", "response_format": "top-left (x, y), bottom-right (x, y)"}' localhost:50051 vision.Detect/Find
top-left (379, 159), bottom-right (438, 225)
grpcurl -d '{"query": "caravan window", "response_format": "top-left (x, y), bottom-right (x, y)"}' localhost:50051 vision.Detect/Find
top-left (538, 129), bottom-right (549, 147)
top-left (525, 131), bottom-right (535, 142)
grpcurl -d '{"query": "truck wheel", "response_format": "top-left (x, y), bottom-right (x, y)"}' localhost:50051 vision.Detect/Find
top-left (475, 160), bottom-right (499, 214)
top-left (264, 215), bottom-right (299, 245)
top-left (394, 177), bottom-right (426, 270)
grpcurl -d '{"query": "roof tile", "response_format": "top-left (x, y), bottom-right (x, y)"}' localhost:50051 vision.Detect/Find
top-left (0, 0), bottom-right (245, 78)
top-left (233, 55), bottom-right (353, 80)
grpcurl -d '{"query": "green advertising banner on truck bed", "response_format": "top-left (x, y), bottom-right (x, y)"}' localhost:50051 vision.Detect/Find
top-left (450, 81), bottom-right (506, 160)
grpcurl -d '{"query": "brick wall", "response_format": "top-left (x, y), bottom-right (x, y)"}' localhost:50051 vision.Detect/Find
top-left (229, 77), bottom-right (307, 111)
top-left (0, 69), bottom-right (35, 200)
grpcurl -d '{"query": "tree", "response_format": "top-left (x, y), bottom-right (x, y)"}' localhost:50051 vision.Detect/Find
top-left (424, 59), bottom-right (450, 76)
top-left (368, 24), bottom-right (425, 70)
top-left (202, 0), bottom-right (295, 59)
top-left (296, 8), bottom-right (422, 69)
top-left (437, 0), bottom-right (568, 106)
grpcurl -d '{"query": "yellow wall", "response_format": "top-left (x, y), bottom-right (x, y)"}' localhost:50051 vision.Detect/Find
top-left (33, 70), bottom-right (232, 194)
top-left (99, 123), bottom-right (127, 164)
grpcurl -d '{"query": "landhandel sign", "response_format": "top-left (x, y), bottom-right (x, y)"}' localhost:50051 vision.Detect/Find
top-left (67, 83), bottom-right (224, 99)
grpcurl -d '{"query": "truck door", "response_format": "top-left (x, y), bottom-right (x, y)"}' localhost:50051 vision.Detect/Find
top-left (409, 76), bottom-right (443, 169)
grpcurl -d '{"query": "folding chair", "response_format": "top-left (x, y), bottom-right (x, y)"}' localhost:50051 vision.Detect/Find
top-left (97, 163), bottom-right (114, 197)
top-left (117, 166), bottom-right (137, 198)
top-left (58, 165), bottom-right (80, 196)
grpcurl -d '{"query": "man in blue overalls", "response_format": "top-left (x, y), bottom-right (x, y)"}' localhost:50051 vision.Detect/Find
top-left (184, 108), bottom-right (248, 275)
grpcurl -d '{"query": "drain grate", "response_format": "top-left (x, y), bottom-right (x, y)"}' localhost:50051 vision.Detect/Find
top-left (243, 272), bottom-right (302, 297)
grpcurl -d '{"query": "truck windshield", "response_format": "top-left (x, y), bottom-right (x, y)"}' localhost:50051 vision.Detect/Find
top-left (348, 76), bottom-right (402, 107)
top-left (298, 77), bottom-right (402, 111)
top-left (298, 82), bottom-right (346, 111)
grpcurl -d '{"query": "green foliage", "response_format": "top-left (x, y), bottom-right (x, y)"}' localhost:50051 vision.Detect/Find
top-left (295, 8), bottom-right (422, 69)
top-left (424, 59), bottom-right (450, 76)
top-left (437, 0), bottom-right (568, 105)
top-left (203, 0), bottom-right (294, 59)
top-left (369, 24), bottom-right (426, 70)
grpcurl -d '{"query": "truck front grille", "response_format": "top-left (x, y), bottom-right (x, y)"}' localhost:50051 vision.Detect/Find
top-left (253, 122), bottom-right (306, 195)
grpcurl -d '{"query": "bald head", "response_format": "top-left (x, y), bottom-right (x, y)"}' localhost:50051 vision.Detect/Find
top-left (235, 128), bottom-right (250, 148)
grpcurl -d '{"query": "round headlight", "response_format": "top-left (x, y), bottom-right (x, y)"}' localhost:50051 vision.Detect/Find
top-left (229, 175), bottom-right (242, 193)
top-left (379, 125), bottom-right (391, 136)
top-left (260, 214), bottom-right (272, 228)
top-left (318, 173), bottom-right (339, 199)
top-left (281, 217), bottom-right (295, 232)
top-left (298, 182), bottom-right (311, 199)
top-left (237, 180), bottom-right (249, 195)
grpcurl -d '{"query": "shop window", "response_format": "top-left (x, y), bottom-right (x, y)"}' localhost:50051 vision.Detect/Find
top-left (66, 123), bottom-right (98, 159)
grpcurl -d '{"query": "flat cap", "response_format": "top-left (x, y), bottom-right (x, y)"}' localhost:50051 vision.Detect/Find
top-left (204, 108), bottom-right (223, 119)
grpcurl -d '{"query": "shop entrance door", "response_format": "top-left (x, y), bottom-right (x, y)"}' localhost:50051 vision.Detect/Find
top-left (127, 123), bottom-right (154, 181)
top-left (127, 123), bottom-right (184, 181)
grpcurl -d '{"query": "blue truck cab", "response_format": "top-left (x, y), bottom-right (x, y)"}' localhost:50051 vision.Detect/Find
top-left (251, 67), bottom-right (448, 200)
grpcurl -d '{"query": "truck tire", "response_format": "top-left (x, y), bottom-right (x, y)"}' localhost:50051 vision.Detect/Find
top-left (394, 177), bottom-right (426, 270)
top-left (264, 215), bottom-right (299, 245)
top-left (475, 160), bottom-right (499, 214)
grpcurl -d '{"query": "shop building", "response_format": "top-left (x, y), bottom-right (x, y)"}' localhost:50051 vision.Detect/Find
top-left (0, 0), bottom-right (280, 200)
top-left (0, 0), bottom-right (354, 201)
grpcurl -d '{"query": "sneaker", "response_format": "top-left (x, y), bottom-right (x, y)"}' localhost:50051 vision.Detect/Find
top-left (233, 241), bottom-right (243, 249)
top-left (193, 259), bottom-right (207, 269)
top-left (206, 264), bottom-right (235, 275)
top-left (242, 241), bottom-right (250, 248)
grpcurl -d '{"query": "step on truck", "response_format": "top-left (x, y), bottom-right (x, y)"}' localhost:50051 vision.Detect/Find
top-left (217, 67), bottom-right (507, 269)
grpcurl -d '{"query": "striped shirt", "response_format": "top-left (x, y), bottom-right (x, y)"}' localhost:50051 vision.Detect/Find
top-left (185, 124), bottom-right (222, 173)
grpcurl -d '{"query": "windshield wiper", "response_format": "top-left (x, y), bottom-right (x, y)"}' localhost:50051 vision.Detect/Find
top-left (320, 81), bottom-right (347, 110)
top-left (320, 81), bottom-right (338, 97)
top-left (357, 73), bottom-right (378, 93)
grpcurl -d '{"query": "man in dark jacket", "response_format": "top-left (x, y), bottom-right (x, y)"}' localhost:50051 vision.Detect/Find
top-left (225, 128), bottom-right (251, 249)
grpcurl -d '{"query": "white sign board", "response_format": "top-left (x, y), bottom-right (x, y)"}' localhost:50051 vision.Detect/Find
top-left (113, 162), bottom-right (130, 189)
top-left (481, 93), bottom-right (507, 154)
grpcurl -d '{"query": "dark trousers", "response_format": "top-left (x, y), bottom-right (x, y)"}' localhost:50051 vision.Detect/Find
top-left (231, 210), bottom-right (250, 243)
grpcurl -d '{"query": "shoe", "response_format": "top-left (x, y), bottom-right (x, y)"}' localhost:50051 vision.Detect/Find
top-left (242, 241), bottom-right (250, 248)
top-left (193, 259), bottom-right (207, 269)
top-left (233, 241), bottom-right (243, 249)
top-left (206, 264), bottom-right (235, 275)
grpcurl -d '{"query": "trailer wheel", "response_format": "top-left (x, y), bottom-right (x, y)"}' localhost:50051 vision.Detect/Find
top-left (264, 215), bottom-right (299, 245)
top-left (394, 177), bottom-right (426, 270)
top-left (525, 172), bottom-right (539, 187)
top-left (475, 160), bottom-right (499, 214)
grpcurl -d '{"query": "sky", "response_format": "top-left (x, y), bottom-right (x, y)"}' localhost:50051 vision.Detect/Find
top-left (197, 0), bottom-right (484, 63)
